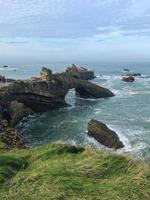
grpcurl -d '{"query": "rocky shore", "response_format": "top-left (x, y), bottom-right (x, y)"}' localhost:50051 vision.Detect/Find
top-left (0, 65), bottom-right (114, 149)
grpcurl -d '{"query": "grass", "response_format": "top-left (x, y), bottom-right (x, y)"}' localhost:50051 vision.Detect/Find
top-left (0, 142), bottom-right (150, 200)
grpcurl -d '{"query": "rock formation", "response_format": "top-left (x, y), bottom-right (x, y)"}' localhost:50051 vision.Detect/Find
top-left (0, 67), bottom-right (114, 115)
top-left (66, 64), bottom-right (95, 80)
top-left (0, 120), bottom-right (25, 149)
top-left (8, 101), bottom-right (33, 126)
top-left (87, 119), bottom-right (124, 149)
top-left (40, 67), bottom-right (53, 81)
top-left (0, 67), bottom-right (114, 148)
top-left (122, 76), bottom-right (135, 82)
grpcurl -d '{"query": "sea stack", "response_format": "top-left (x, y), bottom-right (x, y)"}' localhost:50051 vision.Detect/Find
top-left (87, 119), bottom-right (124, 149)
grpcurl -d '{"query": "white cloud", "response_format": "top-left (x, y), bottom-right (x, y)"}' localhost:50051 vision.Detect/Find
top-left (0, 0), bottom-right (67, 23)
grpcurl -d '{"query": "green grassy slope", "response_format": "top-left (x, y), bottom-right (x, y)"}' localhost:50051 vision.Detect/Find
top-left (0, 142), bottom-right (150, 200)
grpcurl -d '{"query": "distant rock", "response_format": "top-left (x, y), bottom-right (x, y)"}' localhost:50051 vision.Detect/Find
top-left (131, 73), bottom-right (141, 77)
top-left (3, 65), bottom-right (8, 68)
top-left (87, 119), bottom-right (124, 149)
top-left (66, 64), bottom-right (95, 80)
top-left (124, 73), bottom-right (141, 77)
top-left (122, 76), bottom-right (135, 82)
top-left (123, 68), bottom-right (130, 72)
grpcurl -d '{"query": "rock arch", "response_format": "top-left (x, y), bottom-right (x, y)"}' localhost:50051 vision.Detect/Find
top-left (0, 68), bottom-right (114, 126)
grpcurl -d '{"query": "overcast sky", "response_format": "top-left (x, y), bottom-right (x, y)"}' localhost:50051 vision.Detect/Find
top-left (0, 0), bottom-right (150, 64)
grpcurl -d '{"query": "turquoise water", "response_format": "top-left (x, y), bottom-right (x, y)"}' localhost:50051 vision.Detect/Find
top-left (1, 63), bottom-right (150, 160)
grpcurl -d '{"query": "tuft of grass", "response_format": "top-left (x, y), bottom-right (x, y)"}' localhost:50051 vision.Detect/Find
top-left (0, 153), bottom-right (28, 183)
top-left (0, 141), bottom-right (7, 150)
top-left (0, 142), bottom-right (150, 200)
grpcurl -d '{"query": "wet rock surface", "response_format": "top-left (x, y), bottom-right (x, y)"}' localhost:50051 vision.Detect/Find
top-left (87, 119), bottom-right (124, 149)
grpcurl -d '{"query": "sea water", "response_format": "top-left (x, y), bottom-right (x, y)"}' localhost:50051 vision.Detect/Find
top-left (1, 63), bottom-right (150, 160)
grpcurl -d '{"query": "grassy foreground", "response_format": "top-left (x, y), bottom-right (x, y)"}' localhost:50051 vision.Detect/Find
top-left (0, 142), bottom-right (150, 200)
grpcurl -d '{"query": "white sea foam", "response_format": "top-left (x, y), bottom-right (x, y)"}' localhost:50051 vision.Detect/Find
top-left (0, 67), bottom-right (18, 71)
top-left (108, 124), bottom-right (149, 158)
top-left (75, 97), bottom-right (100, 101)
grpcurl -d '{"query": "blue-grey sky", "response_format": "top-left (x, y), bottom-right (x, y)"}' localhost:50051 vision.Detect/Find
top-left (0, 0), bottom-right (150, 64)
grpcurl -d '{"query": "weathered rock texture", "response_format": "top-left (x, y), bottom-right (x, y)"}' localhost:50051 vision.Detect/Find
top-left (0, 67), bottom-right (114, 148)
top-left (0, 67), bottom-right (114, 116)
top-left (8, 101), bottom-right (33, 126)
top-left (0, 120), bottom-right (25, 149)
top-left (40, 67), bottom-right (53, 81)
top-left (87, 119), bottom-right (124, 149)
top-left (66, 64), bottom-right (95, 80)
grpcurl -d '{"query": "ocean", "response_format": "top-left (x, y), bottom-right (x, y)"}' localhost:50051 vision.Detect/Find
top-left (0, 63), bottom-right (150, 161)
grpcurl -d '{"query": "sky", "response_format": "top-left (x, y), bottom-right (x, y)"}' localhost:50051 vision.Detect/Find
top-left (0, 0), bottom-right (150, 64)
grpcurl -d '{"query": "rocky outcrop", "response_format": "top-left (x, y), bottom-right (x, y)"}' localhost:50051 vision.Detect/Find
top-left (8, 101), bottom-right (33, 126)
top-left (66, 64), bottom-right (95, 80)
top-left (0, 68), bottom-right (114, 115)
top-left (75, 81), bottom-right (114, 98)
top-left (0, 120), bottom-right (25, 149)
top-left (87, 119), bottom-right (124, 149)
top-left (122, 76), bottom-right (135, 82)
top-left (40, 67), bottom-right (53, 81)
top-left (0, 68), bottom-right (114, 148)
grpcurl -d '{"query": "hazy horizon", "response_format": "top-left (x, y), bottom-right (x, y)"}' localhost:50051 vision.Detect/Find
top-left (0, 0), bottom-right (150, 65)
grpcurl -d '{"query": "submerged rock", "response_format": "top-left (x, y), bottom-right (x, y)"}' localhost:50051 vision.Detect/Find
top-left (66, 64), bottom-right (95, 80)
top-left (122, 76), bottom-right (135, 82)
top-left (124, 73), bottom-right (141, 77)
top-left (131, 73), bottom-right (141, 77)
top-left (87, 119), bottom-right (124, 149)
